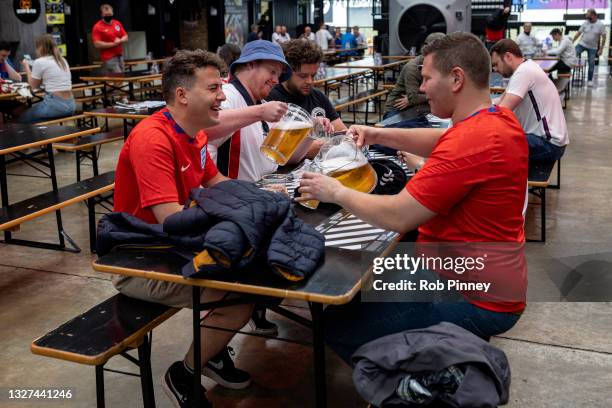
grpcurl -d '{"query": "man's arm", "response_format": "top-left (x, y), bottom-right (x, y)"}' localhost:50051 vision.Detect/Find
top-left (351, 125), bottom-right (446, 157)
top-left (298, 174), bottom-right (435, 233)
top-left (119, 34), bottom-right (128, 43)
top-left (93, 39), bottom-right (121, 49)
top-left (331, 117), bottom-right (347, 131)
top-left (402, 63), bottom-right (428, 108)
top-left (497, 92), bottom-right (523, 111)
top-left (205, 102), bottom-right (287, 141)
top-left (5, 61), bottom-right (21, 81)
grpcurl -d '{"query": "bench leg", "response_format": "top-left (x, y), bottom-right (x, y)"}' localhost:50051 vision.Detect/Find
top-left (88, 197), bottom-right (97, 253)
top-left (137, 335), bottom-right (156, 408)
top-left (95, 364), bottom-right (105, 408)
top-left (76, 151), bottom-right (81, 182)
top-left (310, 302), bottom-right (327, 408)
top-left (540, 187), bottom-right (546, 242)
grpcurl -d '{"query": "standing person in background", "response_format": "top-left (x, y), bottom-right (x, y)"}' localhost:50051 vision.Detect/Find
top-left (546, 28), bottom-right (577, 75)
top-left (0, 42), bottom-right (21, 81)
top-left (18, 35), bottom-right (75, 123)
top-left (353, 26), bottom-right (367, 55)
top-left (247, 24), bottom-right (260, 43)
top-left (92, 3), bottom-right (128, 74)
top-left (573, 8), bottom-right (606, 86)
top-left (485, 6), bottom-right (510, 50)
top-left (272, 25), bottom-right (283, 44)
top-left (516, 22), bottom-right (539, 59)
top-left (340, 27), bottom-right (358, 56)
top-left (316, 23), bottom-right (333, 51)
top-left (300, 26), bottom-right (315, 42)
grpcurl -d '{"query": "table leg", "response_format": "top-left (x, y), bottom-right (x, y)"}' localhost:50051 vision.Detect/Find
top-left (103, 83), bottom-right (109, 107)
top-left (309, 302), bottom-right (327, 408)
top-left (46, 144), bottom-right (66, 248)
top-left (0, 154), bottom-right (11, 241)
top-left (192, 286), bottom-right (202, 408)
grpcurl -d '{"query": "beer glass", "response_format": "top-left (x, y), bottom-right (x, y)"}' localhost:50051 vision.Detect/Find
top-left (260, 104), bottom-right (314, 166)
top-left (317, 133), bottom-right (377, 193)
top-left (298, 161), bottom-right (322, 210)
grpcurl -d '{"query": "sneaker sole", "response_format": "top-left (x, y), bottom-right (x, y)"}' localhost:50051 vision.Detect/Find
top-left (161, 376), bottom-right (183, 408)
top-left (248, 320), bottom-right (279, 336)
top-left (202, 367), bottom-right (252, 390)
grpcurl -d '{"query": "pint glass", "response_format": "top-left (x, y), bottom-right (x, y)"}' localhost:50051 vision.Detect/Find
top-left (260, 104), bottom-right (313, 165)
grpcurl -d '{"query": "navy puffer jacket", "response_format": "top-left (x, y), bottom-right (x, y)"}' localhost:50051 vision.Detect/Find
top-left (97, 180), bottom-right (325, 281)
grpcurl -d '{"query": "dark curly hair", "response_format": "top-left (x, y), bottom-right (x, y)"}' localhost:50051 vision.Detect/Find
top-left (162, 49), bottom-right (225, 103)
top-left (281, 39), bottom-right (323, 72)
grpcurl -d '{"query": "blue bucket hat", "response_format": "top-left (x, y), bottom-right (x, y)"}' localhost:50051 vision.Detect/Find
top-left (230, 40), bottom-right (292, 82)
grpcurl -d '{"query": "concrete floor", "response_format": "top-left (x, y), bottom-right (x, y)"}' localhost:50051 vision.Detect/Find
top-left (1, 68), bottom-right (611, 408)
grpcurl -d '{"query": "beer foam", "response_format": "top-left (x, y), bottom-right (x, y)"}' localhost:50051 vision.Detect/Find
top-left (321, 156), bottom-right (366, 174)
top-left (273, 120), bottom-right (313, 130)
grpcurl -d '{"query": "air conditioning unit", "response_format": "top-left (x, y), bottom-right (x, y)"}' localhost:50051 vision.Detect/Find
top-left (389, 0), bottom-right (472, 55)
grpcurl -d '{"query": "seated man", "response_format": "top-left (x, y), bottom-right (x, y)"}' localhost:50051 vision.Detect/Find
top-left (298, 33), bottom-right (527, 362)
top-left (113, 50), bottom-right (253, 407)
top-left (516, 22), bottom-right (539, 59)
top-left (383, 32), bottom-right (445, 128)
top-left (0, 41), bottom-right (21, 81)
top-left (491, 39), bottom-right (569, 162)
top-left (546, 28), bottom-right (577, 75)
top-left (268, 39), bottom-right (347, 157)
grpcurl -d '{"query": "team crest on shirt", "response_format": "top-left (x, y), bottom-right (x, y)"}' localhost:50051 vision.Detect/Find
top-left (311, 107), bottom-right (326, 118)
top-left (115, 25), bottom-right (120, 31)
top-left (200, 145), bottom-right (207, 169)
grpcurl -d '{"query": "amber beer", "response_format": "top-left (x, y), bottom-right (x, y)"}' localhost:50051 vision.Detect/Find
top-left (322, 158), bottom-right (377, 193)
top-left (260, 121), bottom-right (313, 165)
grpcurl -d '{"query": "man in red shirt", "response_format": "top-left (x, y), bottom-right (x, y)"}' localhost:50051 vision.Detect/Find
top-left (299, 33), bottom-right (528, 362)
top-left (92, 4), bottom-right (128, 74)
top-left (114, 50), bottom-right (253, 407)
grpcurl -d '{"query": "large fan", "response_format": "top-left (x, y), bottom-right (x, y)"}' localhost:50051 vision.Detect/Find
top-left (389, 0), bottom-right (471, 55)
top-left (397, 5), bottom-right (447, 52)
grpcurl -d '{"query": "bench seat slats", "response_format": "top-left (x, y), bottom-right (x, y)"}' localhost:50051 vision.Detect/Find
top-left (53, 129), bottom-right (124, 151)
top-left (0, 171), bottom-right (115, 231)
top-left (31, 294), bottom-right (178, 365)
top-left (528, 160), bottom-right (556, 187)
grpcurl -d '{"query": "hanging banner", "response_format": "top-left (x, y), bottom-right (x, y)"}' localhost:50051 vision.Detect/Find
top-left (523, 0), bottom-right (608, 10)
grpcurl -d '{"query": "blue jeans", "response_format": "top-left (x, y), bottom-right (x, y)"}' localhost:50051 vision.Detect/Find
top-left (323, 295), bottom-right (521, 363)
top-left (575, 44), bottom-right (597, 81)
top-left (527, 133), bottom-right (566, 162)
top-left (18, 93), bottom-right (75, 124)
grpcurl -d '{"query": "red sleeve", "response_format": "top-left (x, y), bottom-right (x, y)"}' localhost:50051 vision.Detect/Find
top-left (129, 127), bottom-right (180, 209)
top-left (202, 147), bottom-right (219, 186)
top-left (405, 130), bottom-right (495, 216)
top-left (91, 23), bottom-right (102, 42)
top-left (118, 21), bottom-right (127, 37)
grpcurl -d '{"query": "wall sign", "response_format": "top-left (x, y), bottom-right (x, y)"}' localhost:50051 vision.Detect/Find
top-left (13, 0), bottom-right (42, 24)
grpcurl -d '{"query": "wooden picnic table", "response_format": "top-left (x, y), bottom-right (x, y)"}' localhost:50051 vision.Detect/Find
top-left (80, 70), bottom-right (162, 106)
top-left (313, 67), bottom-right (372, 96)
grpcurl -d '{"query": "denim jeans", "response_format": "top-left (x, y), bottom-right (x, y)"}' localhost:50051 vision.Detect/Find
top-left (18, 93), bottom-right (76, 124)
top-left (575, 44), bottom-right (597, 81)
top-left (323, 295), bottom-right (521, 363)
top-left (527, 133), bottom-right (566, 162)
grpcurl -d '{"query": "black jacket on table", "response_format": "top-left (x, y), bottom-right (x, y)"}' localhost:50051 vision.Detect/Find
top-left (352, 322), bottom-right (511, 407)
top-left (97, 180), bottom-right (325, 282)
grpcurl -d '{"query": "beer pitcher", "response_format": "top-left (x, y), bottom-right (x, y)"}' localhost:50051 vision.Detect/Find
top-left (315, 133), bottom-right (378, 194)
top-left (260, 103), bottom-right (315, 166)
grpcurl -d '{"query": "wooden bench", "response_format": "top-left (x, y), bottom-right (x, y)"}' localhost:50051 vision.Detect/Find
top-left (333, 89), bottom-right (388, 124)
top-left (32, 293), bottom-right (179, 408)
top-left (527, 159), bottom-right (560, 242)
top-left (53, 129), bottom-right (123, 181)
top-left (0, 171), bottom-right (115, 252)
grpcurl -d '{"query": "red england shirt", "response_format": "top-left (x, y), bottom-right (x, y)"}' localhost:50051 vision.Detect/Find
top-left (92, 19), bottom-right (127, 62)
top-left (114, 109), bottom-right (219, 224)
top-left (406, 106), bottom-right (528, 312)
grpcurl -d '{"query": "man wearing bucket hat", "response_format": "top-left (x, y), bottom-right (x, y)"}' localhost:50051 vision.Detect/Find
top-left (206, 40), bottom-right (312, 335)
top-left (383, 32), bottom-right (446, 128)
top-left (206, 40), bottom-right (310, 182)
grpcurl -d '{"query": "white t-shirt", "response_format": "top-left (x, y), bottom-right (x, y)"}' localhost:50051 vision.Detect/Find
top-left (316, 29), bottom-right (333, 50)
top-left (505, 59), bottom-right (568, 147)
top-left (302, 32), bottom-right (315, 42)
top-left (578, 20), bottom-right (606, 49)
top-left (516, 33), bottom-right (539, 57)
top-left (273, 33), bottom-right (290, 44)
top-left (208, 83), bottom-right (277, 181)
top-left (32, 56), bottom-right (71, 92)
top-left (547, 36), bottom-right (577, 67)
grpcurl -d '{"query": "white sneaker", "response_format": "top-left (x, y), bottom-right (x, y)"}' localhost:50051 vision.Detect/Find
top-left (587, 80), bottom-right (593, 87)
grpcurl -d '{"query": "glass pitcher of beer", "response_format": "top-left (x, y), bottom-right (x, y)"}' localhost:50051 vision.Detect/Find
top-left (317, 133), bottom-right (377, 194)
top-left (260, 103), bottom-right (314, 166)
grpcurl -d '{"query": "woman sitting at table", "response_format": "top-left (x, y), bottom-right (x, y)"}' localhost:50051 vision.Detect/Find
top-left (18, 35), bottom-right (75, 123)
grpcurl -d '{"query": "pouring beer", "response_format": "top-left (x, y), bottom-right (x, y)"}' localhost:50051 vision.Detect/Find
top-left (260, 104), bottom-right (314, 166)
